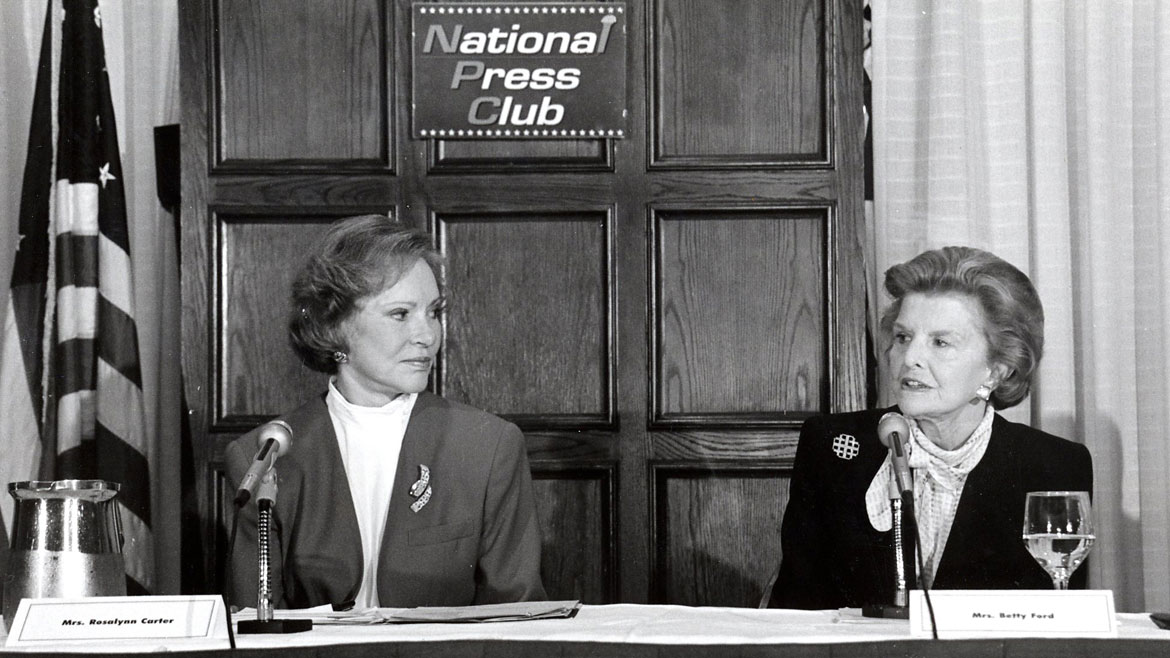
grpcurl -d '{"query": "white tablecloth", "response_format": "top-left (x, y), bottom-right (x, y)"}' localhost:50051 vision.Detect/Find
top-left (3, 603), bottom-right (1168, 652)
top-left (228, 604), bottom-right (1168, 648)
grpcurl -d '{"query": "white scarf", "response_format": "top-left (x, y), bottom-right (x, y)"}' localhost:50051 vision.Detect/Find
top-left (865, 405), bottom-right (995, 586)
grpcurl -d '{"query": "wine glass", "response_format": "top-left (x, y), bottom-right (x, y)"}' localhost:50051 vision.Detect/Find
top-left (1022, 491), bottom-right (1094, 590)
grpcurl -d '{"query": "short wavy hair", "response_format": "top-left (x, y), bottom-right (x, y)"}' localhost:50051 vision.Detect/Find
top-left (288, 215), bottom-right (443, 374)
top-left (880, 246), bottom-right (1043, 410)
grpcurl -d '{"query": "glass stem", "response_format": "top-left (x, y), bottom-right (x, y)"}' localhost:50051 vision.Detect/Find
top-left (1054, 576), bottom-right (1070, 590)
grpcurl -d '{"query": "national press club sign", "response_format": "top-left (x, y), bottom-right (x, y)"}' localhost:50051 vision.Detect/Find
top-left (412, 2), bottom-right (627, 139)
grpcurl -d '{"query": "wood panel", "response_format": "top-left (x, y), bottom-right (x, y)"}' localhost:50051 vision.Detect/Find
top-left (214, 212), bottom-right (330, 428)
top-left (532, 467), bottom-right (617, 603)
top-left (435, 211), bottom-right (615, 430)
top-left (651, 208), bottom-right (826, 427)
top-left (650, 0), bottom-right (827, 167)
top-left (432, 139), bottom-right (613, 173)
top-left (651, 466), bottom-right (791, 607)
top-left (213, 0), bottom-right (390, 170)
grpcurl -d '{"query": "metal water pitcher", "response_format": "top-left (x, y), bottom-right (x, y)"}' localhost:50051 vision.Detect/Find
top-left (2, 480), bottom-right (126, 628)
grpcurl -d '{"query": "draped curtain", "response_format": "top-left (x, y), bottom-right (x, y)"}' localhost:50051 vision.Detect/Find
top-left (872, 0), bottom-right (1170, 612)
top-left (0, 0), bottom-right (181, 593)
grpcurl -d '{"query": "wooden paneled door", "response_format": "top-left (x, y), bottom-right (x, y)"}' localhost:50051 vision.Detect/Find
top-left (179, 0), bottom-right (866, 605)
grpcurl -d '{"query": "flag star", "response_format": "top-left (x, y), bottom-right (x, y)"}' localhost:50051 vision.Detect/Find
top-left (98, 162), bottom-right (116, 189)
top-left (94, 6), bottom-right (102, 28)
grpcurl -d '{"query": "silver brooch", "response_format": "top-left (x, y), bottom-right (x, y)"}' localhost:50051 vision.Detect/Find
top-left (409, 464), bottom-right (432, 513)
top-left (832, 434), bottom-right (860, 460)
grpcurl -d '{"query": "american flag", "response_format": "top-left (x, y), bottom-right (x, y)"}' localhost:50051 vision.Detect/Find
top-left (0, 0), bottom-right (154, 595)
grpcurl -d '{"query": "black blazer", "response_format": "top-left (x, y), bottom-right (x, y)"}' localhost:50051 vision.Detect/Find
top-left (226, 391), bottom-right (546, 609)
top-left (769, 408), bottom-right (1093, 610)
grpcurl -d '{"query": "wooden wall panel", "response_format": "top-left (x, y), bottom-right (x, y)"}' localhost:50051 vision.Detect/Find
top-left (650, 0), bottom-right (827, 167)
top-left (436, 212), bottom-right (615, 429)
top-left (215, 211), bottom-right (399, 429)
top-left (532, 467), bottom-right (616, 603)
top-left (214, 0), bottom-right (389, 169)
top-left (652, 467), bottom-right (790, 607)
top-left (651, 209), bottom-right (826, 427)
top-left (433, 139), bottom-right (612, 173)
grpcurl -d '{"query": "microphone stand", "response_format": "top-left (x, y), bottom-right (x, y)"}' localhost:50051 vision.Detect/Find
top-left (862, 487), bottom-right (915, 619)
top-left (237, 468), bottom-right (312, 634)
top-left (892, 495), bottom-right (910, 608)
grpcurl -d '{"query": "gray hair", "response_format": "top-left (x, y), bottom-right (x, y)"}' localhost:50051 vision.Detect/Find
top-left (880, 246), bottom-right (1043, 409)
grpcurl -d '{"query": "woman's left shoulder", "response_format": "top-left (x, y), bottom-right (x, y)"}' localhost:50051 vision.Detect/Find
top-left (993, 414), bottom-right (1091, 460)
top-left (415, 392), bottom-right (523, 441)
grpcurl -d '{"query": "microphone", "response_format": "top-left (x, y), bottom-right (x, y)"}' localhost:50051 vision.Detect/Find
top-left (234, 420), bottom-right (293, 507)
top-left (877, 412), bottom-right (913, 497)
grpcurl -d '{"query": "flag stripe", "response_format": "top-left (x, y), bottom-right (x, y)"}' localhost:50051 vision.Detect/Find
top-left (54, 336), bottom-right (95, 397)
top-left (55, 285), bottom-right (97, 341)
top-left (54, 233), bottom-right (98, 289)
top-left (54, 180), bottom-right (99, 234)
top-left (98, 297), bottom-right (144, 386)
top-left (95, 359), bottom-right (148, 471)
top-left (55, 389), bottom-right (95, 455)
top-left (98, 234), bottom-right (134, 314)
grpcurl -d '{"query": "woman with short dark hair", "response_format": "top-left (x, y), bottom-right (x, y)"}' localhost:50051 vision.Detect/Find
top-left (226, 214), bottom-right (546, 610)
top-left (770, 246), bottom-right (1092, 609)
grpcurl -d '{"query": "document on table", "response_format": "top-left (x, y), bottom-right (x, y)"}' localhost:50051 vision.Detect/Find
top-left (233, 600), bottom-right (581, 625)
top-left (386, 600), bottom-right (581, 623)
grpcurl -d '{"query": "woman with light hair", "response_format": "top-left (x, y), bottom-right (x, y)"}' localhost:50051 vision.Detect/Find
top-left (226, 214), bottom-right (546, 610)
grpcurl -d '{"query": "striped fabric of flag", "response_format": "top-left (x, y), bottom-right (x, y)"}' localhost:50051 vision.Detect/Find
top-left (50, 0), bottom-right (155, 594)
top-left (0, 2), bottom-right (55, 574)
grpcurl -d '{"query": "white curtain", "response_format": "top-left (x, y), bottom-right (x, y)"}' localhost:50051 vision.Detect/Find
top-left (0, 0), bottom-right (181, 593)
top-left (872, 0), bottom-right (1170, 612)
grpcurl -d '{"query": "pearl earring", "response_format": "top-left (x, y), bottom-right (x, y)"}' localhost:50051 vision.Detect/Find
top-left (975, 384), bottom-right (992, 401)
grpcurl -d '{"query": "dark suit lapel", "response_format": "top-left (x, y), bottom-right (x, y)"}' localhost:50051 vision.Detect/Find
top-left (298, 397), bottom-right (362, 539)
top-left (393, 392), bottom-right (444, 514)
top-left (288, 396), bottom-right (364, 604)
top-left (932, 416), bottom-right (1019, 587)
top-left (377, 392), bottom-right (443, 601)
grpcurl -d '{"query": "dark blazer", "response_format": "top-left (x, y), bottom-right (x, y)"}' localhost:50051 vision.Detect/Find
top-left (769, 408), bottom-right (1093, 610)
top-left (226, 391), bottom-right (546, 609)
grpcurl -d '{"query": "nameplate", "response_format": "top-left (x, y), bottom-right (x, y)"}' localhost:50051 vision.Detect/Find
top-left (5, 595), bottom-right (231, 650)
top-left (909, 589), bottom-right (1117, 638)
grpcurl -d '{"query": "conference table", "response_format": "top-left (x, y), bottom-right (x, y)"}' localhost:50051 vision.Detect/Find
top-left (3, 603), bottom-right (1170, 656)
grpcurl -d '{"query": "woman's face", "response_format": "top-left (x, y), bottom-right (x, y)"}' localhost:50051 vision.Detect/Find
top-left (334, 258), bottom-right (443, 406)
top-left (888, 292), bottom-right (996, 437)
